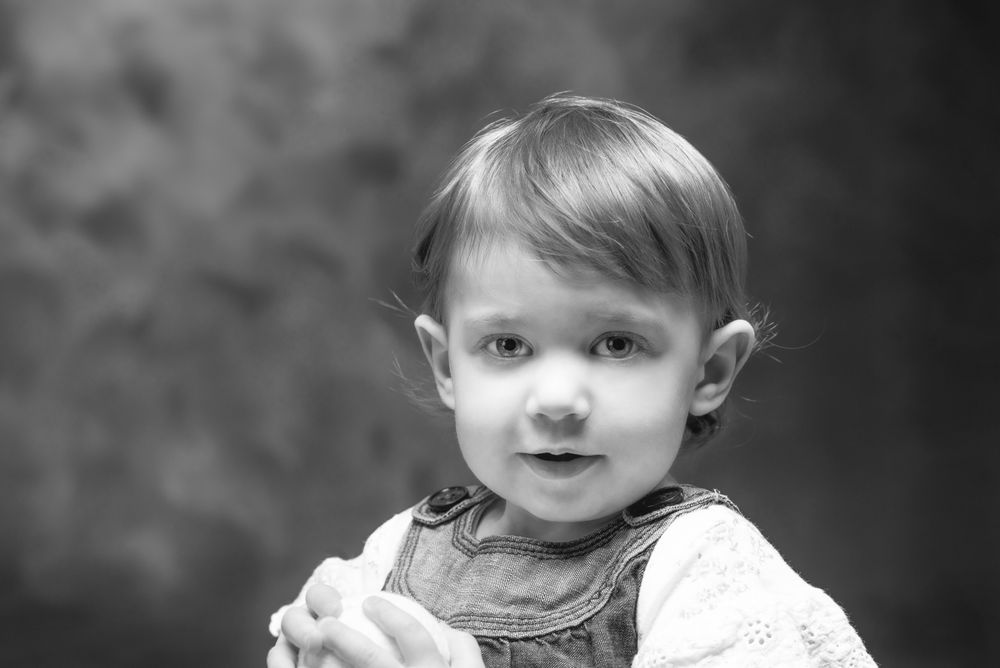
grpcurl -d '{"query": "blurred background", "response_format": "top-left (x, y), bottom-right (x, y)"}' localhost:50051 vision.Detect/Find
top-left (1, 0), bottom-right (997, 665)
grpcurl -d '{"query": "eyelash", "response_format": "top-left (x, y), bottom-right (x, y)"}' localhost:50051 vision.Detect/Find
top-left (481, 333), bottom-right (647, 360)
top-left (488, 336), bottom-right (530, 358)
top-left (593, 332), bottom-right (642, 359)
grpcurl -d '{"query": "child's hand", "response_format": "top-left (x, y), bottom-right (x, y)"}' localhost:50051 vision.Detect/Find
top-left (313, 595), bottom-right (484, 668)
top-left (267, 584), bottom-right (344, 668)
top-left (267, 585), bottom-right (483, 668)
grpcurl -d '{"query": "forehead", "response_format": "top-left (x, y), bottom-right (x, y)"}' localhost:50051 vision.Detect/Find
top-left (443, 240), bottom-right (700, 328)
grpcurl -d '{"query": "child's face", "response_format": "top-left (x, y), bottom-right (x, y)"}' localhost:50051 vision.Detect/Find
top-left (418, 242), bottom-right (719, 537)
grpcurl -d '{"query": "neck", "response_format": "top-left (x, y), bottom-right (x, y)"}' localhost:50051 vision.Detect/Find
top-left (475, 499), bottom-right (616, 542)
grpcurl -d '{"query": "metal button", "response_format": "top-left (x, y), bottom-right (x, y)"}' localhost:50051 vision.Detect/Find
top-left (427, 486), bottom-right (470, 512)
top-left (627, 486), bottom-right (685, 517)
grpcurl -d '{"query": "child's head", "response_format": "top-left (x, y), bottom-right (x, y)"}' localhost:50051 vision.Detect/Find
top-left (410, 94), bottom-right (763, 535)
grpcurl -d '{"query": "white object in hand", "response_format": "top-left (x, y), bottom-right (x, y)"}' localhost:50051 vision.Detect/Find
top-left (297, 592), bottom-right (450, 668)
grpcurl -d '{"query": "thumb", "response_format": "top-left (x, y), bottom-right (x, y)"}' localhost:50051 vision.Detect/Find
top-left (305, 584), bottom-right (343, 618)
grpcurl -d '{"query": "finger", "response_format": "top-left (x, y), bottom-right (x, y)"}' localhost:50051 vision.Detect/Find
top-left (281, 605), bottom-right (324, 653)
top-left (362, 596), bottom-right (440, 666)
top-left (305, 583), bottom-right (344, 618)
top-left (317, 616), bottom-right (397, 668)
top-left (266, 636), bottom-right (299, 668)
top-left (443, 629), bottom-right (485, 668)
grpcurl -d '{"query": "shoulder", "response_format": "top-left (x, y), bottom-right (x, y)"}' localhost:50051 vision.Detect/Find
top-left (635, 504), bottom-right (876, 667)
top-left (361, 485), bottom-right (487, 561)
top-left (636, 504), bottom-right (778, 637)
top-left (360, 505), bottom-right (415, 578)
top-left (350, 485), bottom-right (490, 576)
top-left (649, 503), bottom-right (782, 582)
top-left (311, 504), bottom-right (418, 590)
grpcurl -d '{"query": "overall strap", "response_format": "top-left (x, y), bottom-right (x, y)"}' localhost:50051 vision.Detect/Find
top-left (410, 485), bottom-right (493, 526)
top-left (622, 484), bottom-right (741, 527)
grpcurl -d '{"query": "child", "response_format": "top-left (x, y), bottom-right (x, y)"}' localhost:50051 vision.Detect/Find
top-left (267, 94), bottom-right (876, 667)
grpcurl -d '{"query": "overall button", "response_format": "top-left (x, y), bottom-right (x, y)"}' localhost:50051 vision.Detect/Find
top-left (427, 486), bottom-right (469, 512)
top-left (627, 486), bottom-right (685, 517)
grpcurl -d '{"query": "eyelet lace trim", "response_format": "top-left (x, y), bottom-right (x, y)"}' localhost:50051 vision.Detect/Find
top-left (633, 511), bottom-right (876, 667)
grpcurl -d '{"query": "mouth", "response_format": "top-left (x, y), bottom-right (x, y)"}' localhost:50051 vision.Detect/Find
top-left (519, 452), bottom-right (600, 479)
top-left (533, 452), bottom-right (585, 463)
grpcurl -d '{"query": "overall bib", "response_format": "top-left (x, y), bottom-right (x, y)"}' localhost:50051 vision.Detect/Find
top-left (384, 484), bottom-right (738, 667)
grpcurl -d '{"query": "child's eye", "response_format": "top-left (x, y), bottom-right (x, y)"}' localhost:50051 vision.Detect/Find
top-left (490, 336), bottom-right (531, 358)
top-left (593, 334), bottom-right (639, 359)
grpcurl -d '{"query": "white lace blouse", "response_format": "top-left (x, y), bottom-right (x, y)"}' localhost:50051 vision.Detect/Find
top-left (270, 504), bottom-right (876, 667)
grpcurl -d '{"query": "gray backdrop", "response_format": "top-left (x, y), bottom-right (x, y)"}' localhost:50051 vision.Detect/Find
top-left (1, 1), bottom-right (996, 665)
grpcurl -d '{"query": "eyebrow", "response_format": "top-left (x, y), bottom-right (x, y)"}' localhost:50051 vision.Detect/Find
top-left (585, 308), bottom-right (661, 325)
top-left (459, 314), bottom-right (522, 331)
top-left (459, 307), bottom-right (662, 330)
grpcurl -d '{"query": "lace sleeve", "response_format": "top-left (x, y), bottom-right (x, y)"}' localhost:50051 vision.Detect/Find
top-left (633, 506), bottom-right (876, 668)
top-left (268, 508), bottom-right (413, 636)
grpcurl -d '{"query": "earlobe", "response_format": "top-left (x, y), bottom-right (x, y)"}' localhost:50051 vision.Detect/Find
top-left (414, 314), bottom-right (455, 410)
top-left (690, 319), bottom-right (755, 417)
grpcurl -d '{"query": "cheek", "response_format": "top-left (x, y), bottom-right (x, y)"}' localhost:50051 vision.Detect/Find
top-left (598, 367), bottom-right (695, 426)
top-left (451, 365), bottom-right (523, 431)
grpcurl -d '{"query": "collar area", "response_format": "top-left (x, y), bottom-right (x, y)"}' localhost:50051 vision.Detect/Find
top-left (412, 484), bottom-right (738, 529)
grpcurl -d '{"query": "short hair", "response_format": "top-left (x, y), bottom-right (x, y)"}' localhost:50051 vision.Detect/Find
top-left (412, 93), bottom-right (768, 447)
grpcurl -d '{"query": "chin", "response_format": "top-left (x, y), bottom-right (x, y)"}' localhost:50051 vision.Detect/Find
top-left (528, 497), bottom-right (613, 524)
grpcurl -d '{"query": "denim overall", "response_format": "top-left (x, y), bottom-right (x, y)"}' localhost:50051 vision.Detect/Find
top-left (384, 484), bottom-right (738, 667)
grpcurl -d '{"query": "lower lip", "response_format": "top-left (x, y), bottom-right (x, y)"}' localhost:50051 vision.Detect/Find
top-left (519, 454), bottom-right (601, 479)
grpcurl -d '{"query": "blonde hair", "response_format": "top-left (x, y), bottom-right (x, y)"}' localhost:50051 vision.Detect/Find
top-left (413, 93), bottom-right (768, 447)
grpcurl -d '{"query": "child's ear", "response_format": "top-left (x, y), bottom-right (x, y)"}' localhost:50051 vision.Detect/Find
top-left (414, 314), bottom-right (455, 410)
top-left (689, 319), bottom-right (755, 417)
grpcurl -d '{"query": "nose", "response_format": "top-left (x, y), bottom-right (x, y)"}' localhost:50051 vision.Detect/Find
top-left (525, 357), bottom-right (592, 422)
